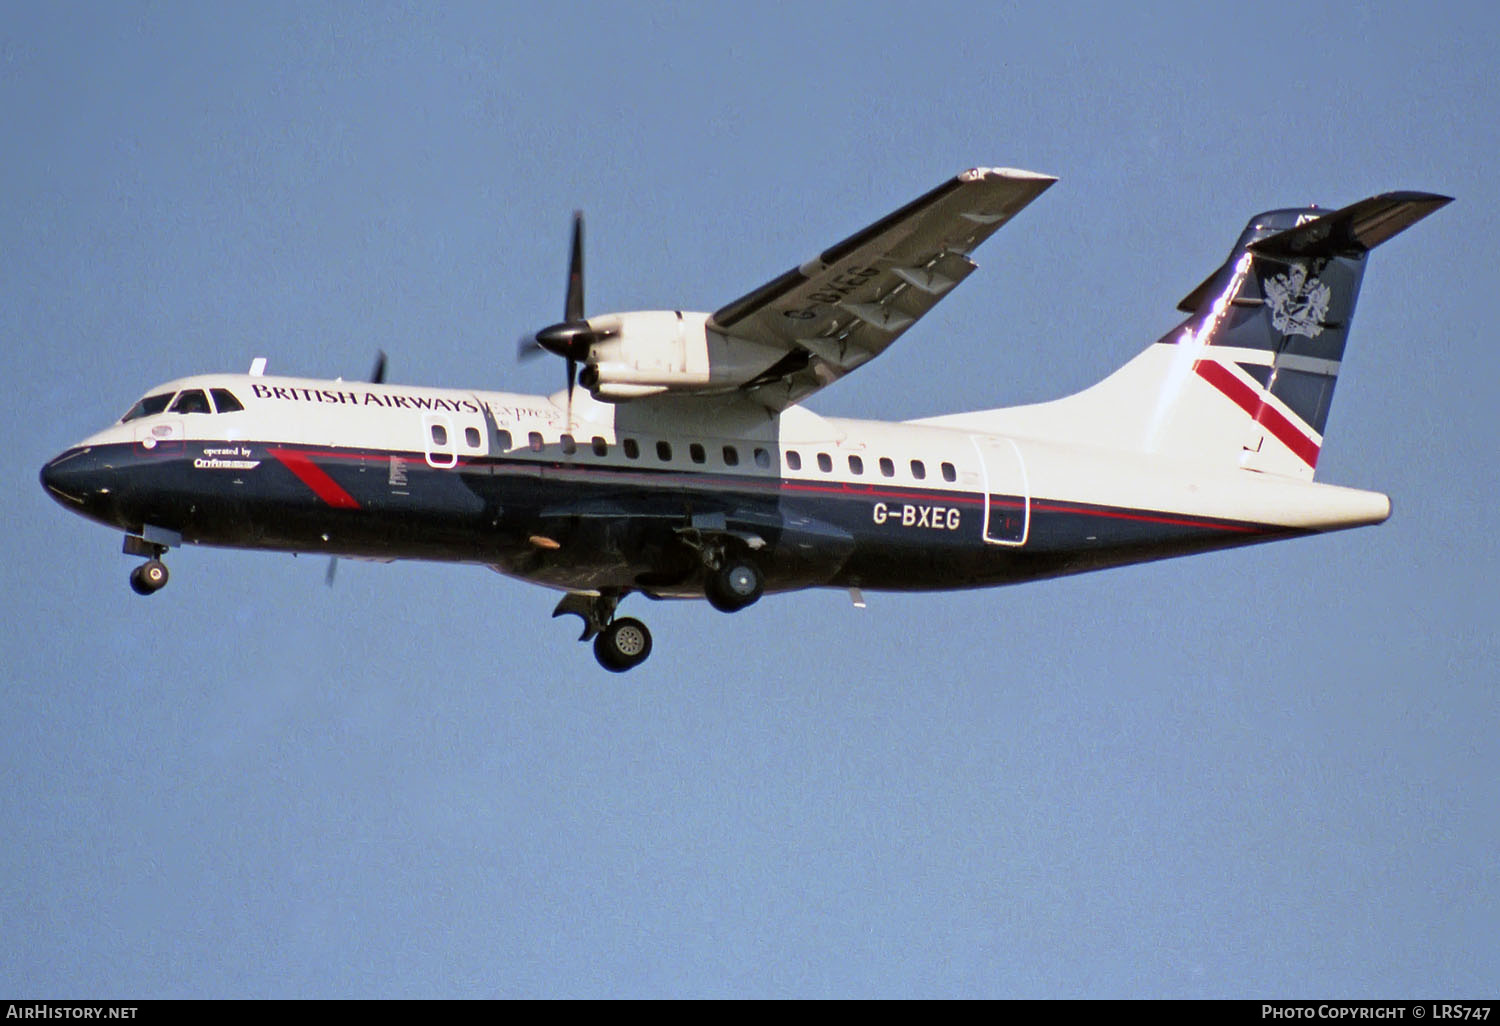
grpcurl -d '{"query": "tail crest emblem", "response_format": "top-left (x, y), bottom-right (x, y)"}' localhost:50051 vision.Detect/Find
top-left (1264, 265), bottom-right (1331, 338)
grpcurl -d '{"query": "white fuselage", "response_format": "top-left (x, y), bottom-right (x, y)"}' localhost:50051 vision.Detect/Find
top-left (51, 369), bottom-right (1389, 597)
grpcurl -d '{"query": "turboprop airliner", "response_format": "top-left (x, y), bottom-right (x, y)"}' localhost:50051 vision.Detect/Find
top-left (40, 169), bottom-right (1449, 671)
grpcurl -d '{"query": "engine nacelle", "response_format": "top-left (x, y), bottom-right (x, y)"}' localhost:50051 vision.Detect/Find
top-left (580, 311), bottom-right (785, 401)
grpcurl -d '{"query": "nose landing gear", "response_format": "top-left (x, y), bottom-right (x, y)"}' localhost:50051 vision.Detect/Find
top-left (123, 534), bottom-right (171, 596)
top-left (128, 558), bottom-right (169, 595)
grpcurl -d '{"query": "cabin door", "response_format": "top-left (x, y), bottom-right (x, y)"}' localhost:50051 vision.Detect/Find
top-left (969, 435), bottom-right (1030, 546)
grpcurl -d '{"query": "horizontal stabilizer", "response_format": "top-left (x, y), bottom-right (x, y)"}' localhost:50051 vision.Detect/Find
top-left (1247, 191), bottom-right (1452, 259)
top-left (1177, 191), bottom-right (1452, 312)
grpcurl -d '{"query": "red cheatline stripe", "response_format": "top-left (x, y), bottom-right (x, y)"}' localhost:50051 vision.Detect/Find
top-left (1194, 359), bottom-right (1321, 468)
top-left (1025, 499), bottom-right (1260, 533)
top-left (268, 448), bottom-right (360, 509)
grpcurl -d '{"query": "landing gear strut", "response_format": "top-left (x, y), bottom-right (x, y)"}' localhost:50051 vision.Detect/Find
top-left (553, 591), bottom-right (653, 672)
top-left (123, 535), bottom-right (170, 596)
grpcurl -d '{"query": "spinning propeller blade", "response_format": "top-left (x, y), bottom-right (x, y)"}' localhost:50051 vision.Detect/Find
top-left (517, 211), bottom-right (602, 422)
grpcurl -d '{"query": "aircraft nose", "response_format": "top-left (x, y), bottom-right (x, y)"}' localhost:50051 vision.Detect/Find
top-left (40, 447), bottom-right (106, 508)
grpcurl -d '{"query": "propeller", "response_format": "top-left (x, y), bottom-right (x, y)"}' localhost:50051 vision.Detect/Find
top-left (326, 349), bottom-right (388, 586)
top-left (517, 212), bottom-right (614, 422)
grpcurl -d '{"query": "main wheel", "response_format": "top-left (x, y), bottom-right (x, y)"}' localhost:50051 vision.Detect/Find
top-left (129, 559), bottom-right (169, 595)
top-left (594, 617), bottom-right (652, 672)
top-left (705, 559), bottom-right (763, 613)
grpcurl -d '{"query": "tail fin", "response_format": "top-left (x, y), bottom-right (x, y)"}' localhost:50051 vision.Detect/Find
top-left (925, 191), bottom-right (1451, 480)
top-left (1165, 191), bottom-right (1450, 477)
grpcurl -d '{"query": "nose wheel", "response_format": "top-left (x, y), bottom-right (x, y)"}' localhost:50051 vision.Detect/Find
top-left (129, 559), bottom-right (169, 596)
top-left (123, 533), bottom-right (172, 596)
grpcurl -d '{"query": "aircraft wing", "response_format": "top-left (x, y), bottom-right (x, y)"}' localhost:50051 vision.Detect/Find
top-left (709, 167), bottom-right (1056, 410)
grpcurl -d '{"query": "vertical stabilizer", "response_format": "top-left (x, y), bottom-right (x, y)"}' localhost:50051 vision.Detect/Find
top-left (1166, 192), bottom-right (1450, 478)
top-left (924, 192), bottom-right (1450, 480)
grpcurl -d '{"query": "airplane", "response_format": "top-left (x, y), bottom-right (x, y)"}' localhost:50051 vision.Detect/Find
top-left (40, 168), bottom-right (1449, 671)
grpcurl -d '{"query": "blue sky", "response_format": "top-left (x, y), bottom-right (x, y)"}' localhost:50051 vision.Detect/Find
top-left (3, 1), bottom-right (1496, 997)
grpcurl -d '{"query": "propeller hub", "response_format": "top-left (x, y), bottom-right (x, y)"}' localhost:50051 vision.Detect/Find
top-left (534, 320), bottom-right (597, 361)
top-left (513, 211), bottom-right (596, 421)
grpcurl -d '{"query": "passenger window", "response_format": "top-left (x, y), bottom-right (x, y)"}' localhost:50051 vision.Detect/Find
top-left (465, 427), bottom-right (481, 448)
top-left (786, 450), bottom-right (801, 471)
top-left (561, 434), bottom-right (577, 455)
top-left (169, 389), bottom-right (211, 415)
top-left (497, 430), bottom-right (512, 450)
top-left (656, 441), bottom-right (673, 461)
top-left (849, 455), bottom-right (864, 475)
top-left (431, 424), bottom-right (448, 446)
top-left (910, 459), bottom-right (926, 480)
top-left (754, 447), bottom-right (770, 468)
top-left (210, 388), bottom-right (244, 413)
top-left (121, 393), bottom-right (175, 422)
top-left (624, 438), bottom-right (640, 460)
top-left (817, 453), bottom-right (832, 473)
top-left (689, 443), bottom-right (706, 464)
top-left (592, 436), bottom-right (608, 457)
top-left (528, 431), bottom-right (544, 452)
top-left (879, 457), bottom-right (895, 478)
top-left (941, 461), bottom-right (957, 482)
top-left (722, 446), bottom-right (739, 466)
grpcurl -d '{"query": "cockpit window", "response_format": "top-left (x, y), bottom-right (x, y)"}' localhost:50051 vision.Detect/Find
top-left (168, 389), bottom-right (212, 415)
top-left (121, 392), bottom-right (174, 422)
top-left (210, 388), bottom-right (244, 413)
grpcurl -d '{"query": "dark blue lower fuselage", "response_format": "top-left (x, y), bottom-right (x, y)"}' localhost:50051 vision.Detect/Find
top-left (41, 439), bottom-right (1297, 598)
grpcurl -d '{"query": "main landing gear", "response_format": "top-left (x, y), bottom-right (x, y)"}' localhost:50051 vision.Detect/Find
top-left (554, 591), bottom-right (653, 673)
top-left (123, 534), bottom-right (170, 596)
top-left (552, 548), bottom-right (765, 673)
top-left (704, 557), bottom-right (764, 613)
top-left (594, 617), bottom-right (652, 673)
top-left (677, 525), bottom-right (766, 614)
